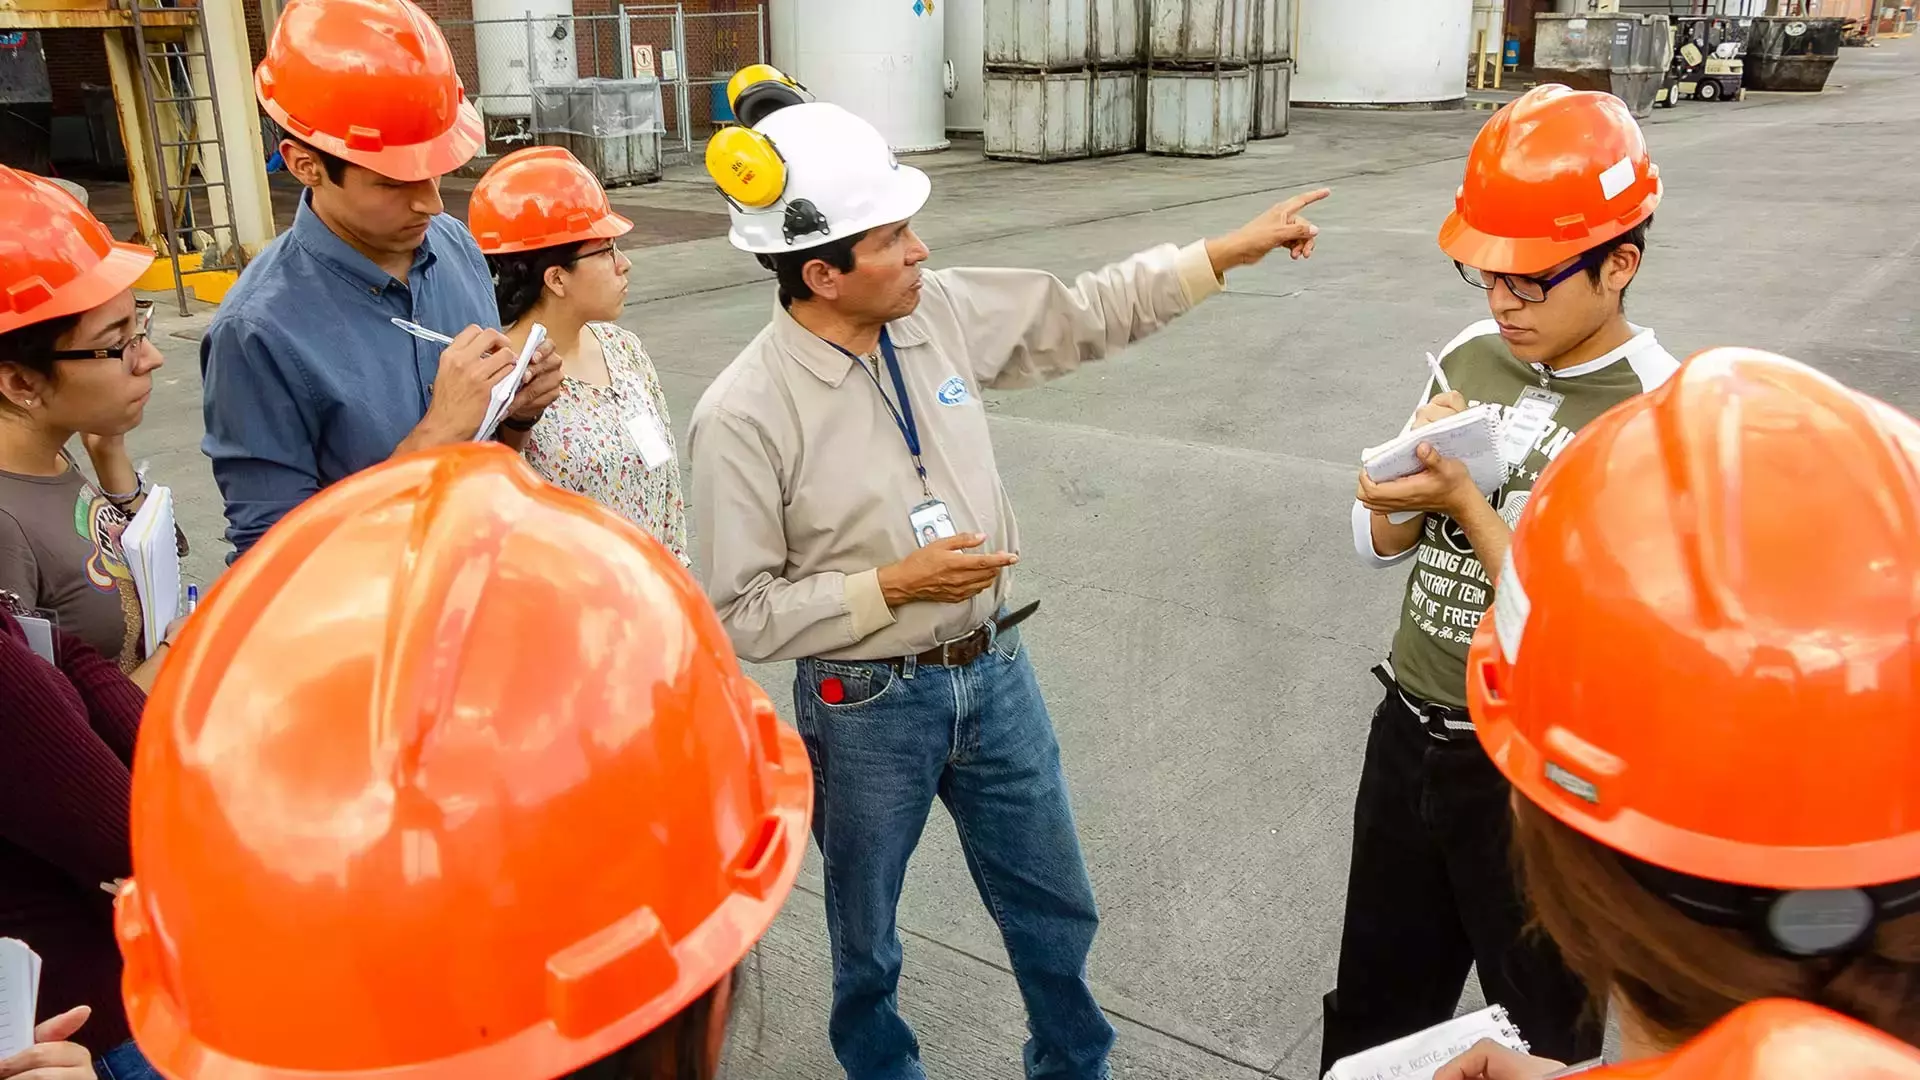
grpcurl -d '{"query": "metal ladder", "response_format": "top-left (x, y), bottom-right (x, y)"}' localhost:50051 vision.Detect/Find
top-left (124, 0), bottom-right (246, 316)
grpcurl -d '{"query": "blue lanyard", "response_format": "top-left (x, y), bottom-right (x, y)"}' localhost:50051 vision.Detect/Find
top-left (836, 328), bottom-right (932, 498)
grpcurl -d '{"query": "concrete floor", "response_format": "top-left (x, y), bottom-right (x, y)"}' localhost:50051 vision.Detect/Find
top-left (123, 42), bottom-right (1920, 1080)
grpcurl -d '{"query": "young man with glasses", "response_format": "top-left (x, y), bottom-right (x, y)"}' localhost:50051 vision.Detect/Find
top-left (1320, 85), bottom-right (1679, 1072)
top-left (201, 0), bottom-right (561, 563)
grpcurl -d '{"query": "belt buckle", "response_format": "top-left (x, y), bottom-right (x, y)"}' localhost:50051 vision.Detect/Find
top-left (1418, 703), bottom-right (1473, 743)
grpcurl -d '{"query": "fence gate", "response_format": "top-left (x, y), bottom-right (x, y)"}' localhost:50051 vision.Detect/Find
top-left (622, 3), bottom-right (766, 157)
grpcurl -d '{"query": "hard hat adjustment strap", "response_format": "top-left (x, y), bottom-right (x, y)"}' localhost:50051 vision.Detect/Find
top-left (1619, 853), bottom-right (1920, 959)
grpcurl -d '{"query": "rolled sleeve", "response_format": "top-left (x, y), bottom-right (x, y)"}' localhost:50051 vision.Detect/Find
top-left (200, 316), bottom-right (322, 561)
top-left (1352, 500), bottom-right (1419, 569)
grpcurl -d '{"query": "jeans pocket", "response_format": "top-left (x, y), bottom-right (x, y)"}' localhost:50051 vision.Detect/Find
top-left (991, 624), bottom-right (1023, 663)
top-left (803, 658), bottom-right (898, 711)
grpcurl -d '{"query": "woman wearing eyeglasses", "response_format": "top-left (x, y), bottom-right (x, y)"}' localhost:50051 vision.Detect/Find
top-left (468, 147), bottom-right (689, 566)
top-left (0, 165), bottom-right (184, 694)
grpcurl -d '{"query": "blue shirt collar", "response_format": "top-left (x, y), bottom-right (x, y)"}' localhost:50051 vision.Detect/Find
top-left (290, 189), bottom-right (438, 293)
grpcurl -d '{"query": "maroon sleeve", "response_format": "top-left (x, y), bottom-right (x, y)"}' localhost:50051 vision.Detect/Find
top-left (58, 626), bottom-right (146, 766)
top-left (0, 614), bottom-right (135, 889)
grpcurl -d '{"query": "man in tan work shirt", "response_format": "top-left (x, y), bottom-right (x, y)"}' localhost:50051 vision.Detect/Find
top-left (690, 77), bottom-right (1327, 1080)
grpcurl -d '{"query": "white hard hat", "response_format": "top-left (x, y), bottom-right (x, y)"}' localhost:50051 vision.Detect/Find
top-left (708, 101), bottom-right (930, 255)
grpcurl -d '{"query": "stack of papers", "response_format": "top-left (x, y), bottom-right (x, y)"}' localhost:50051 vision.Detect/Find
top-left (123, 485), bottom-right (180, 655)
top-left (1362, 402), bottom-right (1510, 525)
top-left (475, 323), bottom-right (546, 441)
top-left (1325, 1004), bottom-right (1531, 1080)
top-left (0, 938), bottom-right (42, 1059)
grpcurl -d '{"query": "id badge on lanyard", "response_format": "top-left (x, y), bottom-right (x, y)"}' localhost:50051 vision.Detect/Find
top-left (841, 329), bottom-right (956, 548)
top-left (1499, 385), bottom-right (1565, 466)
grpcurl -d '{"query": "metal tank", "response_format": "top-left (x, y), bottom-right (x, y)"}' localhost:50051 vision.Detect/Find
top-left (1292, 0), bottom-right (1473, 108)
top-left (948, 0), bottom-right (986, 132)
top-left (771, 0), bottom-right (950, 152)
top-left (472, 0), bottom-right (578, 120)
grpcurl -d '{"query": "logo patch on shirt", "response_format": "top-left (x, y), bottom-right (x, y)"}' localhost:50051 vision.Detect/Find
top-left (936, 376), bottom-right (970, 406)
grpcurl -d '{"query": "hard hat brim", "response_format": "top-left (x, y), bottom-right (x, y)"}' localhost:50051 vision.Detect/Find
top-left (475, 210), bottom-right (635, 257)
top-left (1437, 211), bottom-right (1596, 276)
top-left (261, 97), bottom-right (484, 184)
top-left (728, 163), bottom-right (931, 255)
top-left (1469, 624), bottom-right (1920, 892)
top-left (0, 238), bottom-right (154, 336)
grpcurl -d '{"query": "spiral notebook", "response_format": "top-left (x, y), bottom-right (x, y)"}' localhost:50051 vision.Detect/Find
top-left (1362, 402), bottom-right (1510, 526)
top-left (0, 937), bottom-right (41, 1059)
top-left (1324, 1004), bottom-right (1530, 1080)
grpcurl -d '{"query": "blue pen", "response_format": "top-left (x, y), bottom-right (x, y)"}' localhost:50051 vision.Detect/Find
top-left (186, 584), bottom-right (199, 614)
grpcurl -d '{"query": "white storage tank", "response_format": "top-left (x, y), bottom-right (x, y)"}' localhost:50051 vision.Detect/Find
top-left (473, 0), bottom-right (577, 120)
top-left (948, 0), bottom-right (986, 132)
top-left (1292, 0), bottom-right (1473, 107)
top-left (771, 0), bottom-right (950, 152)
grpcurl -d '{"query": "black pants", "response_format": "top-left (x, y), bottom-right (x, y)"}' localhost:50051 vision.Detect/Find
top-left (1319, 686), bottom-right (1601, 1072)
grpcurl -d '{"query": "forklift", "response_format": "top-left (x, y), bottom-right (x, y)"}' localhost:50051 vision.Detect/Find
top-left (1659, 14), bottom-right (1748, 105)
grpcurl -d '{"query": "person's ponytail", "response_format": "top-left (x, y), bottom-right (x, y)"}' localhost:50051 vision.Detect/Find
top-left (487, 242), bottom-right (586, 326)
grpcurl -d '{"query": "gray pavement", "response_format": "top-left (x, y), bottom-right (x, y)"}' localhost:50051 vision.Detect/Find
top-left (124, 41), bottom-right (1920, 1080)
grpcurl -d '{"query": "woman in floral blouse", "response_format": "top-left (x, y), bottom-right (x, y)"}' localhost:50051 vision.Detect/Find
top-left (468, 147), bottom-right (689, 565)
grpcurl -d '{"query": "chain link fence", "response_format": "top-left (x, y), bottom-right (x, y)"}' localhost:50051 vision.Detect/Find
top-left (441, 4), bottom-right (765, 164)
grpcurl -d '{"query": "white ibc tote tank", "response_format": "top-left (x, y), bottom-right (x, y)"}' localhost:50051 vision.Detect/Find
top-left (770, 0), bottom-right (951, 152)
top-left (472, 0), bottom-right (578, 119)
top-left (1292, 0), bottom-right (1473, 107)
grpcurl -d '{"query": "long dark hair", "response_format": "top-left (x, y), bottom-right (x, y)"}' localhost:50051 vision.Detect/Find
top-left (489, 241), bottom-right (590, 326)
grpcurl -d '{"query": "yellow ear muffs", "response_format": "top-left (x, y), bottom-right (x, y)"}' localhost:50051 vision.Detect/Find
top-left (705, 126), bottom-right (787, 210)
top-left (727, 64), bottom-right (796, 109)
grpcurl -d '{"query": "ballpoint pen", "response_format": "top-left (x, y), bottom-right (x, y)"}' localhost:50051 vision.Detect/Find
top-left (1425, 350), bottom-right (1454, 395)
top-left (186, 584), bottom-right (199, 615)
top-left (391, 317), bottom-right (455, 345)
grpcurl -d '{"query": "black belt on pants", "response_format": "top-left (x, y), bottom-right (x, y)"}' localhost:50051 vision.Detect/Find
top-left (887, 601), bottom-right (1040, 673)
top-left (1372, 662), bottom-right (1478, 745)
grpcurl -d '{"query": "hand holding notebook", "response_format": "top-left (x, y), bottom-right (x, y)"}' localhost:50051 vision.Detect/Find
top-left (1362, 402), bottom-right (1510, 525)
top-left (1325, 1005), bottom-right (1531, 1080)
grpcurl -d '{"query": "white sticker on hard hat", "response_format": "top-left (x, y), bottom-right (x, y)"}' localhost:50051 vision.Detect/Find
top-left (1494, 550), bottom-right (1530, 665)
top-left (1599, 155), bottom-right (1636, 202)
top-left (1545, 762), bottom-right (1600, 804)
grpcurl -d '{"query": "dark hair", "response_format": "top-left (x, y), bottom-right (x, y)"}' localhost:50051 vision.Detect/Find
top-left (488, 241), bottom-right (590, 325)
top-left (1512, 797), bottom-right (1920, 1051)
top-left (755, 229), bottom-right (866, 306)
top-left (270, 121), bottom-right (348, 186)
top-left (1584, 215), bottom-right (1653, 310)
top-left (562, 969), bottom-right (737, 1080)
top-left (0, 313), bottom-right (78, 412)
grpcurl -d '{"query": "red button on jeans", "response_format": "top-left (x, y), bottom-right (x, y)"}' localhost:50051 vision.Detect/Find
top-left (820, 676), bottom-right (845, 705)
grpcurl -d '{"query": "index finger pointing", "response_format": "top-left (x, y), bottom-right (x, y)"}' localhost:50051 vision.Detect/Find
top-left (1279, 187), bottom-right (1332, 215)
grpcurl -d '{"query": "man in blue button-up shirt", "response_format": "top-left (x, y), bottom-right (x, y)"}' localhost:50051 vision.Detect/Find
top-left (203, 0), bottom-right (561, 561)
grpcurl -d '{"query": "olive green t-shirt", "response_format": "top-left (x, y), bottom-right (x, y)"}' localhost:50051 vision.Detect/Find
top-left (0, 461), bottom-right (144, 670)
top-left (1385, 321), bottom-right (1679, 707)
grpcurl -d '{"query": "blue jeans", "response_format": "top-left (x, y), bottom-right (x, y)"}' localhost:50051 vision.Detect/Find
top-left (95, 1040), bottom-right (162, 1080)
top-left (793, 625), bottom-right (1115, 1080)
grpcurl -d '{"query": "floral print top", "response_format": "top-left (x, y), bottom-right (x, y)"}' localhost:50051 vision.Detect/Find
top-left (522, 323), bottom-right (690, 566)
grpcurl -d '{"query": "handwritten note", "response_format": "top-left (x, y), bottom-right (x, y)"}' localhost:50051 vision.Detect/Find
top-left (1325, 1005), bottom-right (1530, 1080)
top-left (0, 938), bottom-right (41, 1060)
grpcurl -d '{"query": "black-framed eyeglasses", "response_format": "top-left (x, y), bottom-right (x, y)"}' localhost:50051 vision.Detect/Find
top-left (1456, 251), bottom-right (1603, 303)
top-left (49, 300), bottom-right (154, 362)
top-left (566, 244), bottom-right (620, 265)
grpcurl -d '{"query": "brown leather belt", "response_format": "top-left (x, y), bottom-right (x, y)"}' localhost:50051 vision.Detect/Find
top-left (894, 602), bottom-right (1040, 671)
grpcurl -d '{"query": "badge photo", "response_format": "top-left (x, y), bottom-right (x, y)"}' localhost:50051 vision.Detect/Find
top-left (909, 499), bottom-right (957, 548)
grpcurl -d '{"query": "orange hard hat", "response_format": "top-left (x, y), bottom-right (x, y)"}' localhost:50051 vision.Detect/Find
top-left (115, 444), bottom-right (811, 1080)
top-left (1587, 999), bottom-right (1920, 1080)
top-left (1469, 348), bottom-right (1920, 892)
top-left (1438, 83), bottom-right (1661, 274)
top-left (255, 0), bottom-right (483, 182)
top-left (468, 146), bottom-right (635, 255)
top-left (0, 165), bottom-right (153, 336)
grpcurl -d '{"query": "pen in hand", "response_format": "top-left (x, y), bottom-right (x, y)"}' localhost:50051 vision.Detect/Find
top-left (1425, 351), bottom-right (1454, 395)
